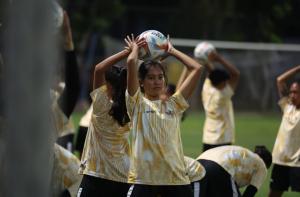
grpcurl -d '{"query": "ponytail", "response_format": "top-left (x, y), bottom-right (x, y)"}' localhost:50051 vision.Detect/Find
top-left (105, 66), bottom-right (129, 126)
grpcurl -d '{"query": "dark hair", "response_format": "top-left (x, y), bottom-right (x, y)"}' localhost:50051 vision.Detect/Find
top-left (254, 145), bottom-right (272, 169)
top-left (208, 68), bottom-right (230, 86)
top-left (138, 60), bottom-right (167, 92)
top-left (166, 83), bottom-right (176, 95)
top-left (105, 66), bottom-right (129, 126)
top-left (292, 78), bottom-right (300, 85)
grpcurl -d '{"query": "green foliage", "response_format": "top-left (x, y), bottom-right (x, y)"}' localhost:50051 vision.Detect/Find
top-left (171, 0), bottom-right (293, 42)
top-left (63, 0), bottom-right (297, 44)
top-left (66, 0), bottom-right (125, 42)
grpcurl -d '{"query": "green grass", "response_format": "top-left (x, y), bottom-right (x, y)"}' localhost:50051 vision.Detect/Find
top-left (72, 111), bottom-right (299, 196)
top-left (180, 111), bottom-right (299, 197)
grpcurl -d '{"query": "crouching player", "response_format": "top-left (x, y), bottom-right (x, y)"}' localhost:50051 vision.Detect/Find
top-left (196, 145), bottom-right (272, 197)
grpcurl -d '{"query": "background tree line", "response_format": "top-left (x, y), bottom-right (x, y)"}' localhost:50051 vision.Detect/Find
top-left (64, 0), bottom-right (299, 45)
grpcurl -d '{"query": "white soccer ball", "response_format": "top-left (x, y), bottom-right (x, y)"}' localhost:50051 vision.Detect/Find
top-left (194, 41), bottom-right (216, 64)
top-left (138, 30), bottom-right (169, 61)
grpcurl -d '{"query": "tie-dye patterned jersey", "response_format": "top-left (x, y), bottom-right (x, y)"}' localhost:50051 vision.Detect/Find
top-left (52, 144), bottom-right (82, 197)
top-left (79, 85), bottom-right (131, 183)
top-left (197, 145), bottom-right (267, 189)
top-left (272, 97), bottom-right (300, 167)
top-left (50, 89), bottom-right (75, 137)
top-left (201, 78), bottom-right (235, 144)
top-left (126, 88), bottom-right (190, 185)
top-left (184, 156), bottom-right (206, 182)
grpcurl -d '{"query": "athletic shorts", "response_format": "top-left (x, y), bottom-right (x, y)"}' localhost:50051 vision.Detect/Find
top-left (126, 184), bottom-right (193, 197)
top-left (270, 164), bottom-right (300, 192)
top-left (202, 143), bottom-right (231, 152)
top-left (77, 175), bottom-right (130, 197)
top-left (74, 126), bottom-right (88, 153)
top-left (198, 159), bottom-right (241, 197)
top-left (191, 181), bottom-right (201, 197)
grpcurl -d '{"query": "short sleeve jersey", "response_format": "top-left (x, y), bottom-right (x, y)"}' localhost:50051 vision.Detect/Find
top-left (272, 97), bottom-right (300, 167)
top-left (79, 104), bottom-right (93, 127)
top-left (201, 78), bottom-right (235, 144)
top-left (79, 85), bottom-right (131, 183)
top-left (126, 88), bottom-right (190, 185)
top-left (184, 156), bottom-right (206, 182)
top-left (197, 145), bottom-right (267, 189)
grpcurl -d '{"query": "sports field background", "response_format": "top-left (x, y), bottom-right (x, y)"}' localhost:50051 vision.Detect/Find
top-left (72, 111), bottom-right (298, 197)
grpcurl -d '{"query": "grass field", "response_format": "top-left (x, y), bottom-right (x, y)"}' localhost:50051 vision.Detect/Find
top-left (72, 111), bottom-right (299, 197)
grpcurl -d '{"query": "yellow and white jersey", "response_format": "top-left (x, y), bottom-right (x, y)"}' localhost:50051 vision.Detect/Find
top-left (126, 88), bottom-right (190, 185)
top-left (79, 85), bottom-right (131, 183)
top-left (79, 104), bottom-right (93, 128)
top-left (272, 97), bottom-right (300, 167)
top-left (197, 145), bottom-right (267, 189)
top-left (50, 90), bottom-right (75, 137)
top-left (52, 143), bottom-right (82, 197)
top-left (201, 78), bottom-right (235, 144)
top-left (184, 156), bottom-right (206, 182)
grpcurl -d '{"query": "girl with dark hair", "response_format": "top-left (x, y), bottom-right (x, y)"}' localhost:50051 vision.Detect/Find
top-left (125, 35), bottom-right (203, 197)
top-left (200, 50), bottom-right (240, 152)
top-left (77, 48), bottom-right (132, 197)
top-left (269, 65), bottom-right (300, 197)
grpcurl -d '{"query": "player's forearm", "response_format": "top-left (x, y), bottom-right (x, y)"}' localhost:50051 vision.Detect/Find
top-left (95, 50), bottom-right (129, 73)
top-left (126, 48), bottom-right (139, 96)
top-left (277, 65), bottom-right (300, 97)
top-left (170, 48), bottom-right (202, 72)
top-left (217, 55), bottom-right (240, 78)
top-left (277, 65), bottom-right (300, 84)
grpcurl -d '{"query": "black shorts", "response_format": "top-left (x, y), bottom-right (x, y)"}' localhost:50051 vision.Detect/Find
top-left (202, 143), bottom-right (231, 152)
top-left (270, 164), bottom-right (300, 192)
top-left (198, 159), bottom-right (241, 197)
top-left (127, 184), bottom-right (193, 197)
top-left (74, 126), bottom-right (88, 153)
top-left (77, 175), bottom-right (130, 197)
top-left (190, 181), bottom-right (201, 197)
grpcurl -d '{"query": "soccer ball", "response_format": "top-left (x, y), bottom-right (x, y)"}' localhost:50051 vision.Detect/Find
top-left (138, 30), bottom-right (169, 61)
top-left (194, 41), bottom-right (216, 64)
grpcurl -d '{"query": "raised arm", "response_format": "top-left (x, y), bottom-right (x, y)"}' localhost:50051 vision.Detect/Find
top-left (175, 66), bottom-right (189, 91)
top-left (57, 11), bottom-right (80, 118)
top-left (125, 35), bottom-right (145, 96)
top-left (168, 41), bottom-right (203, 99)
top-left (277, 65), bottom-right (300, 98)
top-left (202, 61), bottom-right (215, 74)
top-left (93, 49), bottom-right (129, 90)
top-left (208, 51), bottom-right (240, 90)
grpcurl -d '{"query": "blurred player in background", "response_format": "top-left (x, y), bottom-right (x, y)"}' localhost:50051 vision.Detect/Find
top-left (51, 8), bottom-right (80, 152)
top-left (199, 49), bottom-right (240, 151)
top-left (50, 7), bottom-right (82, 197)
top-left (197, 145), bottom-right (272, 197)
top-left (52, 144), bottom-right (81, 197)
top-left (269, 65), bottom-right (300, 197)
